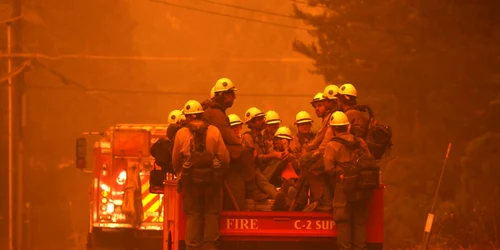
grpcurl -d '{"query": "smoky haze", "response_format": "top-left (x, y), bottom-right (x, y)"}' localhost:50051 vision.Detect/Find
top-left (1, 0), bottom-right (500, 249)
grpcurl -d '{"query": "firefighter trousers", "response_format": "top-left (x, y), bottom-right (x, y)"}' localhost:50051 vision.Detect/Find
top-left (333, 186), bottom-right (370, 250)
top-left (182, 183), bottom-right (222, 250)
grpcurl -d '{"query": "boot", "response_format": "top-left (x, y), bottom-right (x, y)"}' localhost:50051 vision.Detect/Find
top-left (272, 192), bottom-right (286, 211)
top-left (245, 181), bottom-right (268, 201)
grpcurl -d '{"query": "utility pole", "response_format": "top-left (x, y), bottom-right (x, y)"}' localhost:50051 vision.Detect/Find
top-left (6, 0), bottom-right (24, 249)
top-left (13, 0), bottom-right (24, 249)
top-left (6, 19), bottom-right (14, 250)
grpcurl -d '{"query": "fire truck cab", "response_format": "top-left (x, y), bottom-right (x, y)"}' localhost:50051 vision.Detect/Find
top-left (76, 124), bottom-right (169, 250)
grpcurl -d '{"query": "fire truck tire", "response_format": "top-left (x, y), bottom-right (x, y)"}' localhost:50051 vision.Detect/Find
top-left (86, 227), bottom-right (132, 250)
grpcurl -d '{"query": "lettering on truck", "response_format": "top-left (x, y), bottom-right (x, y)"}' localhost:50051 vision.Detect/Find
top-left (293, 220), bottom-right (335, 230)
top-left (223, 218), bottom-right (335, 230)
top-left (226, 219), bottom-right (259, 230)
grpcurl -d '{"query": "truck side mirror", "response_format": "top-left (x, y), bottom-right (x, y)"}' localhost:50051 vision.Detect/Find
top-left (76, 137), bottom-right (87, 169)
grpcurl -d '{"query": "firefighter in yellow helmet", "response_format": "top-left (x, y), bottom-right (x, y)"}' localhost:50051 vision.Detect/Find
top-left (302, 85), bottom-right (340, 158)
top-left (262, 110), bottom-right (282, 152)
top-left (151, 109), bottom-right (186, 175)
top-left (289, 111), bottom-right (316, 158)
top-left (336, 83), bottom-right (369, 138)
top-left (166, 109), bottom-right (186, 141)
top-left (323, 111), bottom-right (373, 250)
top-left (240, 107), bottom-right (281, 199)
top-left (228, 114), bottom-right (243, 140)
top-left (203, 78), bottom-right (268, 202)
top-left (172, 100), bottom-right (230, 250)
top-left (294, 90), bottom-right (336, 212)
top-left (270, 126), bottom-right (301, 211)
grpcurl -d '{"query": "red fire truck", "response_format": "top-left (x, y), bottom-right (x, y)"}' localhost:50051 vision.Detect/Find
top-left (76, 124), bottom-right (168, 250)
top-left (76, 123), bottom-right (384, 250)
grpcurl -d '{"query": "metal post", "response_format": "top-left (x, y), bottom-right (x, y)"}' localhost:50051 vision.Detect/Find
top-left (6, 22), bottom-right (14, 250)
top-left (421, 142), bottom-right (452, 249)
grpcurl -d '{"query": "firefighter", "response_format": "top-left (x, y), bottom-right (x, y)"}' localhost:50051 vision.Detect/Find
top-left (166, 109), bottom-right (184, 140)
top-left (241, 107), bottom-right (280, 199)
top-left (203, 78), bottom-right (268, 201)
top-left (150, 109), bottom-right (186, 174)
top-left (295, 90), bottom-right (337, 212)
top-left (228, 114), bottom-right (243, 140)
top-left (262, 110), bottom-right (282, 152)
top-left (289, 111), bottom-right (316, 158)
top-left (312, 84), bottom-right (340, 153)
top-left (301, 92), bottom-right (328, 152)
top-left (336, 83), bottom-right (369, 138)
top-left (323, 111), bottom-right (372, 250)
top-left (271, 126), bottom-right (300, 211)
top-left (172, 99), bottom-right (230, 250)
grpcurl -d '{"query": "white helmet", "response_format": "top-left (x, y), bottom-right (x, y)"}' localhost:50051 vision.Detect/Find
top-left (329, 111), bottom-right (350, 126)
top-left (210, 86), bottom-right (215, 99)
top-left (228, 114), bottom-right (243, 126)
top-left (244, 107), bottom-right (265, 124)
top-left (167, 110), bottom-right (183, 124)
top-left (310, 92), bottom-right (325, 105)
top-left (294, 111), bottom-right (313, 124)
top-left (339, 83), bottom-right (357, 97)
top-left (182, 100), bottom-right (204, 115)
top-left (265, 110), bottom-right (282, 125)
top-left (213, 78), bottom-right (238, 93)
top-left (323, 85), bottom-right (339, 100)
top-left (274, 126), bottom-right (293, 140)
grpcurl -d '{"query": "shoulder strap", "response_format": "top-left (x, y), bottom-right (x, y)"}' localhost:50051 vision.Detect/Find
top-left (331, 137), bottom-right (361, 151)
top-left (346, 105), bottom-right (375, 120)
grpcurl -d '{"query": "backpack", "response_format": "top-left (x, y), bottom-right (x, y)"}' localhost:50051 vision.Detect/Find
top-left (348, 105), bottom-right (393, 160)
top-left (184, 121), bottom-right (218, 186)
top-left (331, 137), bottom-right (380, 192)
top-left (150, 137), bottom-right (174, 174)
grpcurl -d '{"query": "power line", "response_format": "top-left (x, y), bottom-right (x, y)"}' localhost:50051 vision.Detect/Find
top-left (195, 0), bottom-right (296, 19)
top-left (152, 0), bottom-right (409, 35)
top-left (0, 15), bottom-right (21, 25)
top-left (0, 52), bottom-right (313, 62)
top-left (288, 0), bottom-right (326, 6)
top-left (27, 84), bottom-right (315, 98)
top-left (150, 0), bottom-right (313, 31)
top-left (29, 60), bottom-right (140, 110)
top-left (0, 60), bottom-right (30, 83)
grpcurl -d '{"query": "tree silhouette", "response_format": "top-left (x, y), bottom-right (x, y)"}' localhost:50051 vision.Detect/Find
top-left (292, 0), bottom-right (500, 247)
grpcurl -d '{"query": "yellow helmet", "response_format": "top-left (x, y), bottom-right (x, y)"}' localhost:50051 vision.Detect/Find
top-left (294, 111), bottom-right (313, 124)
top-left (210, 86), bottom-right (215, 99)
top-left (182, 100), bottom-right (204, 115)
top-left (244, 107), bottom-right (265, 124)
top-left (329, 111), bottom-right (350, 126)
top-left (167, 110), bottom-right (183, 124)
top-left (310, 92), bottom-right (325, 105)
top-left (274, 126), bottom-right (293, 140)
top-left (339, 83), bottom-right (357, 97)
top-left (265, 110), bottom-right (282, 125)
top-left (323, 85), bottom-right (339, 100)
top-left (228, 114), bottom-right (243, 126)
top-left (213, 78), bottom-right (238, 93)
